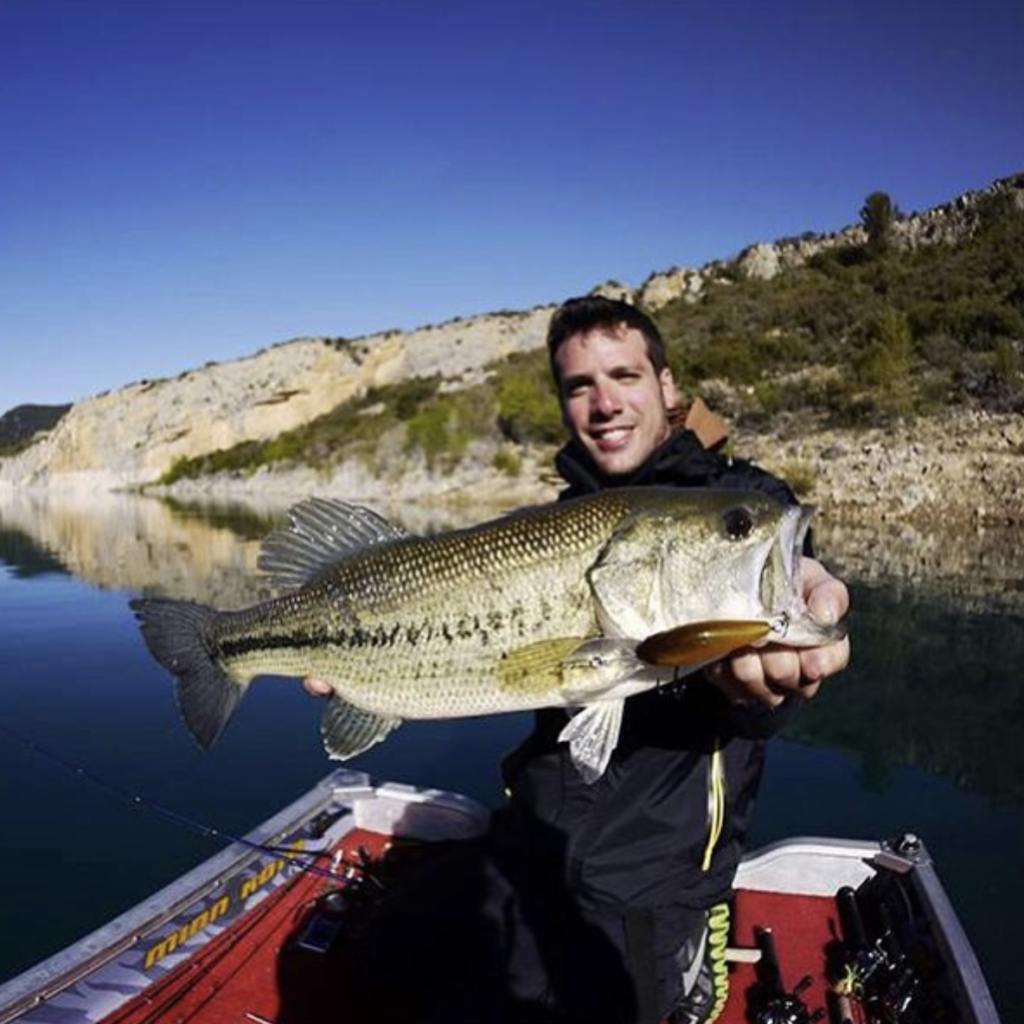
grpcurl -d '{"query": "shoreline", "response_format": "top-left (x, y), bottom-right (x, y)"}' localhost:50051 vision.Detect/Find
top-left (140, 408), bottom-right (1024, 531)
top-left (3, 409), bottom-right (1022, 529)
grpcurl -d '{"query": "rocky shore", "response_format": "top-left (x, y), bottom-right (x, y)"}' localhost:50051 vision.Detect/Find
top-left (738, 408), bottom-right (1024, 528)
top-left (133, 407), bottom-right (1024, 613)
top-left (143, 408), bottom-right (1023, 529)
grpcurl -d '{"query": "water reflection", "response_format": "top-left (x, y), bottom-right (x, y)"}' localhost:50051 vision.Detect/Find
top-left (0, 491), bottom-right (271, 604)
top-left (815, 516), bottom-right (1024, 615)
top-left (6, 491), bottom-right (1024, 610)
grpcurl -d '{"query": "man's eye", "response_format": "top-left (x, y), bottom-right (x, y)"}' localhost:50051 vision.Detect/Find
top-left (723, 507), bottom-right (754, 540)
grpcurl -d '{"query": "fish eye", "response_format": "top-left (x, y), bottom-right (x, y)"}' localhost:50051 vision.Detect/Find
top-left (723, 506), bottom-right (755, 540)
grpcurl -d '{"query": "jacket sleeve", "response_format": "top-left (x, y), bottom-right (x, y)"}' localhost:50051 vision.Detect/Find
top-left (719, 691), bottom-right (801, 739)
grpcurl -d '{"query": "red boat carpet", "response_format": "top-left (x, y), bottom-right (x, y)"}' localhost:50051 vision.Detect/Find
top-left (103, 831), bottom-right (854, 1024)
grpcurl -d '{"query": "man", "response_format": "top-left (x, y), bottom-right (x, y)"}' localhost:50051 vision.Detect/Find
top-left (488, 296), bottom-right (848, 1023)
top-left (307, 296), bottom-right (849, 1024)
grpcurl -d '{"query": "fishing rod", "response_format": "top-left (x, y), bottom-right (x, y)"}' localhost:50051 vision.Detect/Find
top-left (0, 721), bottom-right (376, 884)
top-left (831, 883), bottom-right (926, 1024)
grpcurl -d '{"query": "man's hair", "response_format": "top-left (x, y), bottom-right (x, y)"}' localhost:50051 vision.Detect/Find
top-left (546, 295), bottom-right (669, 382)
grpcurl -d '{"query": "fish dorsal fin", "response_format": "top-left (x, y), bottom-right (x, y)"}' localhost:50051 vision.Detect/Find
top-left (258, 497), bottom-right (408, 591)
top-left (321, 695), bottom-right (403, 760)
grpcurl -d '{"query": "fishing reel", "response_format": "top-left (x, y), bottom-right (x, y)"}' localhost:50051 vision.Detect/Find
top-left (751, 927), bottom-right (825, 1024)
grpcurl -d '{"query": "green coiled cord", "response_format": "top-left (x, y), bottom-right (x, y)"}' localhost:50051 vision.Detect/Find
top-left (706, 901), bottom-right (731, 1022)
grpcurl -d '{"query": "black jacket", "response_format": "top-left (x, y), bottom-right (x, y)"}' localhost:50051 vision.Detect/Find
top-left (495, 428), bottom-right (803, 912)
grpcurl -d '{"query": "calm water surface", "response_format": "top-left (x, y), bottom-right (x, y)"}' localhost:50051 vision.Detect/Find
top-left (1, 491), bottom-right (1022, 1019)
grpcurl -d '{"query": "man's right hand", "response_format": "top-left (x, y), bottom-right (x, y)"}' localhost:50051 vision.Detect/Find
top-left (304, 677), bottom-right (332, 697)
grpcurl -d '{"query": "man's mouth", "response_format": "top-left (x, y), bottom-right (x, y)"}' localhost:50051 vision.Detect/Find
top-left (591, 426), bottom-right (633, 451)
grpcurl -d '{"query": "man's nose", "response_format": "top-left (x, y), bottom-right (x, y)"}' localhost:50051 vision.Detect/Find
top-left (592, 381), bottom-right (622, 417)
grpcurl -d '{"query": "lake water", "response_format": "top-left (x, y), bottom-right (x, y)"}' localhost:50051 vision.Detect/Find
top-left (1, 490), bottom-right (1022, 1019)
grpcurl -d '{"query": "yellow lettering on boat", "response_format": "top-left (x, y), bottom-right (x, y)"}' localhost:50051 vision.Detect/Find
top-left (241, 860), bottom-right (280, 899)
top-left (144, 895), bottom-right (230, 970)
top-left (142, 837), bottom-right (309, 971)
top-left (238, 840), bottom-right (305, 900)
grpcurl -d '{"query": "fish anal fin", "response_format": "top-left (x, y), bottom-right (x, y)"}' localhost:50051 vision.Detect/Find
top-left (558, 700), bottom-right (625, 783)
top-left (321, 695), bottom-right (402, 760)
top-left (636, 619), bottom-right (771, 668)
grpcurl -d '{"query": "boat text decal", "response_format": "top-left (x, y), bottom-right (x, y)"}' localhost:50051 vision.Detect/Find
top-left (143, 838), bottom-right (307, 971)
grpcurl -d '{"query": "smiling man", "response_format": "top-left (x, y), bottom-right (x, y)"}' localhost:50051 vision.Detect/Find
top-left (477, 295), bottom-right (850, 1024)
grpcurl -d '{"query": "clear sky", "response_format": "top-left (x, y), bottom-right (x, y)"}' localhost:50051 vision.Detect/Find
top-left (1, 0), bottom-right (1022, 415)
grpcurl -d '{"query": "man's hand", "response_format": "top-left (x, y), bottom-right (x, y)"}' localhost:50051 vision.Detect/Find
top-left (706, 558), bottom-right (850, 707)
top-left (304, 677), bottom-right (332, 697)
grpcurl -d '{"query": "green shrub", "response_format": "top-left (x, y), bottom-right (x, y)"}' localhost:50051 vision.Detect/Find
top-left (404, 387), bottom-right (496, 470)
top-left (493, 446), bottom-right (523, 477)
top-left (495, 363), bottom-right (563, 444)
top-left (993, 338), bottom-right (1022, 384)
top-left (778, 460), bottom-right (817, 498)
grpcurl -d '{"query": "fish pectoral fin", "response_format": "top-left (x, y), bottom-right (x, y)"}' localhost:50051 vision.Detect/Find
top-left (321, 695), bottom-right (402, 760)
top-left (497, 638), bottom-right (594, 696)
top-left (558, 700), bottom-right (625, 784)
top-left (636, 619), bottom-right (772, 668)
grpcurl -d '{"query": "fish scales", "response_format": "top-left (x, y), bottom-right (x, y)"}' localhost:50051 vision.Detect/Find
top-left (206, 494), bottom-right (634, 718)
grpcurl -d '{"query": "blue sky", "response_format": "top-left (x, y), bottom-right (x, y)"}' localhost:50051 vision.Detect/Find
top-left (1, 0), bottom-right (1022, 415)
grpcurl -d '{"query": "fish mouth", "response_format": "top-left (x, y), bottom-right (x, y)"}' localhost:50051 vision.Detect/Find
top-left (760, 504), bottom-right (846, 646)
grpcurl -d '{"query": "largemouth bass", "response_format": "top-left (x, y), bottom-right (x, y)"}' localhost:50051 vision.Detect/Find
top-left (131, 489), bottom-right (845, 781)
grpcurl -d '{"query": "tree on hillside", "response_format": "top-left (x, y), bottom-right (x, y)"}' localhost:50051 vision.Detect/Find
top-left (860, 191), bottom-right (902, 257)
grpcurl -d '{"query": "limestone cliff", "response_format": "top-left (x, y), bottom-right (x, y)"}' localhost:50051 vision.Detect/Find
top-left (0, 308), bottom-right (552, 491)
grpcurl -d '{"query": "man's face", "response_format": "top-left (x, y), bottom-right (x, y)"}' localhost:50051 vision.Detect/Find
top-left (554, 324), bottom-right (679, 478)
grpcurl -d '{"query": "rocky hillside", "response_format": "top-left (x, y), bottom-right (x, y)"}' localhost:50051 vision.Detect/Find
top-left (2, 172), bottom-right (1022, 526)
top-left (635, 170), bottom-right (1024, 303)
top-left (0, 403), bottom-right (71, 454)
top-left (738, 407), bottom-right (1024, 528)
top-left (0, 309), bottom-right (552, 492)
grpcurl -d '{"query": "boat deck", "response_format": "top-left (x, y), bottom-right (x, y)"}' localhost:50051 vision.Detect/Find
top-left (95, 828), bottom-right (870, 1024)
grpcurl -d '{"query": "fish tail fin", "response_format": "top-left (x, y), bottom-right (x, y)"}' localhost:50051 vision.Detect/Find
top-left (130, 598), bottom-right (249, 750)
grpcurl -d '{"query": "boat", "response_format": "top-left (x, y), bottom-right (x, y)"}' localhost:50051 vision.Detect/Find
top-left (0, 769), bottom-right (1001, 1024)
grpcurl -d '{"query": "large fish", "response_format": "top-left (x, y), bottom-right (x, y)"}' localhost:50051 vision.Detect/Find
top-left (131, 489), bottom-right (845, 781)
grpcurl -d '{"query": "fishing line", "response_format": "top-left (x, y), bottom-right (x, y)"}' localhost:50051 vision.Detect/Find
top-left (0, 722), bottom-right (368, 882)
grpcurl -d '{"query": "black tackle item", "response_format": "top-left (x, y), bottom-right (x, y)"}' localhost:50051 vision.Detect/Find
top-left (831, 881), bottom-right (927, 1024)
top-left (750, 926), bottom-right (824, 1024)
